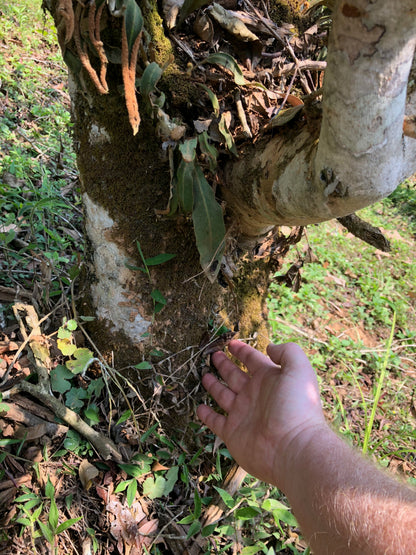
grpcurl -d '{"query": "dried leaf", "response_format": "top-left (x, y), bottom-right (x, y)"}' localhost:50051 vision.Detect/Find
top-left (208, 3), bottom-right (259, 42)
top-left (79, 459), bottom-right (99, 490)
top-left (268, 104), bottom-right (304, 128)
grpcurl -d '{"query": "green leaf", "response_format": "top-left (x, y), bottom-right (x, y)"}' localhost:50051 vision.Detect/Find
top-left (151, 289), bottom-right (166, 305)
top-left (218, 113), bottom-right (238, 156)
top-left (134, 361), bottom-right (153, 370)
top-left (16, 517), bottom-right (31, 526)
top-left (45, 477), bottom-right (55, 500)
top-left (140, 422), bottom-right (159, 442)
top-left (66, 348), bottom-right (95, 375)
top-left (126, 478), bottom-right (138, 506)
top-left (116, 410), bottom-right (132, 426)
top-left (198, 131), bottom-right (218, 172)
top-left (144, 253), bottom-right (176, 266)
top-left (193, 488), bottom-right (202, 519)
top-left (50, 365), bottom-right (74, 394)
top-left (192, 166), bottom-right (226, 281)
top-left (118, 463), bottom-right (149, 478)
top-left (213, 486), bottom-right (235, 509)
top-left (55, 517), bottom-right (82, 535)
top-left (38, 521), bottom-right (54, 545)
top-left (84, 404), bottom-right (100, 424)
top-left (114, 480), bottom-right (131, 493)
top-left (48, 499), bottom-right (59, 530)
top-left (57, 338), bottom-right (77, 357)
top-left (176, 160), bottom-right (195, 213)
top-left (178, 514), bottom-right (195, 525)
top-left (240, 547), bottom-right (262, 555)
top-left (64, 430), bottom-right (82, 452)
top-left (142, 475), bottom-right (167, 499)
top-left (179, 138), bottom-right (198, 163)
top-left (140, 62), bottom-right (163, 97)
top-left (15, 493), bottom-right (40, 503)
top-left (201, 523), bottom-right (217, 537)
top-left (86, 378), bottom-right (105, 398)
top-left (186, 519), bottom-right (201, 539)
top-left (124, 0), bottom-right (143, 55)
top-left (271, 508), bottom-right (298, 527)
top-left (163, 466), bottom-right (179, 497)
top-left (261, 498), bottom-right (290, 512)
top-left (234, 506), bottom-right (261, 520)
top-left (66, 320), bottom-right (77, 331)
top-left (65, 387), bottom-right (88, 410)
top-left (57, 327), bottom-right (72, 340)
top-left (199, 84), bottom-right (220, 117)
top-left (203, 53), bottom-right (247, 86)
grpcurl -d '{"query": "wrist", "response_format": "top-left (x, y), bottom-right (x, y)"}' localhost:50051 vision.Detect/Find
top-left (273, 421), bottom-right (335, 492)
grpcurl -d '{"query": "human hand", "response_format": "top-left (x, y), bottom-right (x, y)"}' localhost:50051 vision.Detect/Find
top-left (197, 340), bottom-right (328, 489)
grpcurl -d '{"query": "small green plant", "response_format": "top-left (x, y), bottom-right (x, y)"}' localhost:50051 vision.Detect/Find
top-left (128, 241), bottom-right (176, 313)
top-left (14, 477), bottom-right (81, 553)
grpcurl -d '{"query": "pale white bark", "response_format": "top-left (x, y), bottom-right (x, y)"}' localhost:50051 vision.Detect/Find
top-left (312, 0), bottom-right (416, 220)
top-left (83, 193), bottom-right (151, 340)
top-left (226, 0), bottom-right (416, 234)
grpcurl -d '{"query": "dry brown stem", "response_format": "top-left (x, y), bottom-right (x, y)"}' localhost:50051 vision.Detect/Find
top-left (88, 0), bottom-right (109, 92)
top-left (6, 304), bottom-right (123, 462)
top-left (57, 0), bottom-right (75, 48)
top-left (74, 1), bottom-right (108, 94)
top-left (121, 21), bottom-right (141, 134)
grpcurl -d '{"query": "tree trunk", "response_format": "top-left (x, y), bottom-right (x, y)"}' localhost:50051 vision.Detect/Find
top-left (43, 0), bottom-right (416, 431)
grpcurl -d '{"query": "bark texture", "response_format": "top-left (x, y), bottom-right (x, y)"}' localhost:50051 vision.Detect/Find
top-left (225, 0), bottom-right (416, 235)
top-left (44, 0), bottom-right (416, 413)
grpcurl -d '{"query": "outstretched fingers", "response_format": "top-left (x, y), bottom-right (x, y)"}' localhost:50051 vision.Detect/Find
top-left (227, 340), bottom-right (276, 374)
top-left (197, 404), bottom-right (226, 438)
top-left (201, 372), bottom-right (236, 413)
top-left (212, 351), bottom-right (250, 393)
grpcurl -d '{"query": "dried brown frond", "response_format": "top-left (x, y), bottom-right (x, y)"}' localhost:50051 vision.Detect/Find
top-left (74, 1), bottom-right (108, 95)
top-left (121, 21), bottom-right (141, 135)
top-left (56, 0), bottom-right (75, 50)
top-left (88, 0), bottom-right (109, 93)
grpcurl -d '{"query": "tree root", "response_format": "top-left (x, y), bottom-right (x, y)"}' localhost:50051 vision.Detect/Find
top-left (4, 303), bottom-right (123, 462)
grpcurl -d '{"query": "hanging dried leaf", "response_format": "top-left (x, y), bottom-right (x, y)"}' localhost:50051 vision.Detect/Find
top-left (193, 12), bottom-right (214, 42)
top-left (163, 0), bottom-right (185, 29)
top-left (79, 459), bottom-right (99, 490)
top-left (207, 3), bottom-right (259, 42)
top-left (268, 104), bottom-right (304, 128)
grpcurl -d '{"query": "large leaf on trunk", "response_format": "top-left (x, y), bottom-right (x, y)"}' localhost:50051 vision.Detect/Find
top-left (124, 0), bottom-right (143, 54)
top-left (192, 166), bottom-right (225, 281)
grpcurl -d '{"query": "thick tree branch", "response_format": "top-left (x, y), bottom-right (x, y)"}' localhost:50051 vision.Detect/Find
top-left (337, 213), bottom-right (391, 252)
top-left (225, 0), bottom-right (416, 235)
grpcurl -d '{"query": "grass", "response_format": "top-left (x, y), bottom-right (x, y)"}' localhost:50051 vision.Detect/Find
top-left (268, 182), bottom-right (416, 476)
top-left (1, 1), bottom-right (416, 553)
top-left (0, 0), bottom-right (81, 321)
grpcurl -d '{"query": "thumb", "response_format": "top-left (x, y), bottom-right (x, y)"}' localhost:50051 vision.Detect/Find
top-left (267, 342), bottom-right (311, 369)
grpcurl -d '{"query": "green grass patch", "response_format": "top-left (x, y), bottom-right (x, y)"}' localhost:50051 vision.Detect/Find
top-left (269, 184), bottom-right (416, 472)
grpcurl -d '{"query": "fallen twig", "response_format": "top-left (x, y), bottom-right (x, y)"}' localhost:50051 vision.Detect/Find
top-left (5, 304), bottom-right (123, 462)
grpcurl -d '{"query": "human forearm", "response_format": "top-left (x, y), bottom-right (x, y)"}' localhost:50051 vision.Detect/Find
top-left (279, 425), bottom-right (416, 554)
